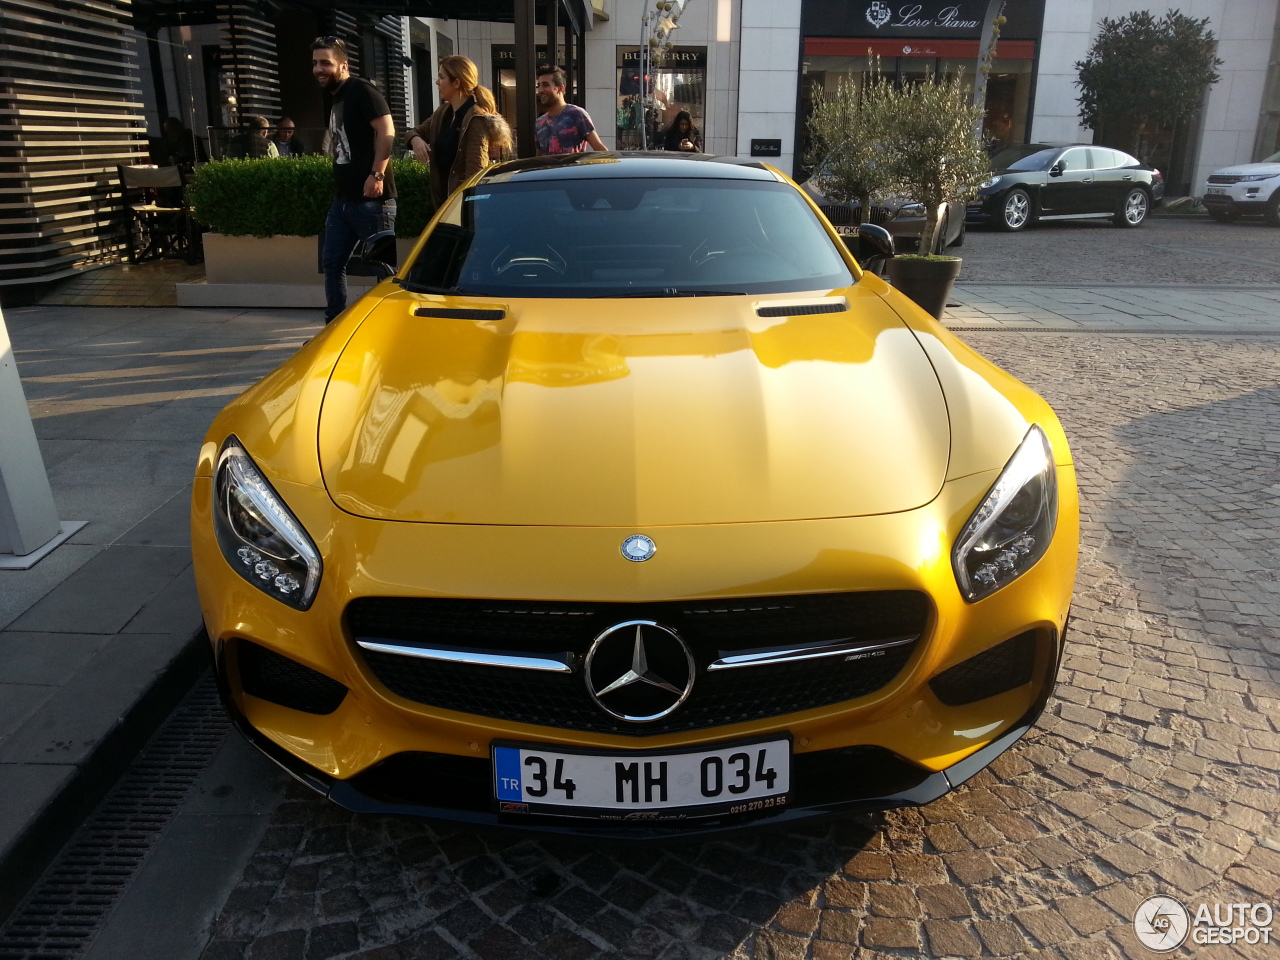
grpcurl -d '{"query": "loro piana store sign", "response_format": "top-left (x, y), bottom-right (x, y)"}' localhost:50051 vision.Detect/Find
top-left (824, 1), bottom-right (991, 37)
top-left (864, 3), bottom-right (982, 29)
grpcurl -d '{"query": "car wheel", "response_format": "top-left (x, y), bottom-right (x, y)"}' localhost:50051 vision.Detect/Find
top-left (950, 220), bottom-right (966, 248)
top-left (1265, 191), bottom-right (1280, 227)
top-left (1207, 207), bottom-right (1241, 224)
top-left (1115, 187), bottom-right (1149, 227)
top-left (997, 189), bottom-right (1032, 231)
top-left (932, 214), bottom-right (949, 254)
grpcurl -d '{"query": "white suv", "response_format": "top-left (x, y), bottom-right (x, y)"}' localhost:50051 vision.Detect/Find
top-left (1202, 151), bottom-right (1280, 225)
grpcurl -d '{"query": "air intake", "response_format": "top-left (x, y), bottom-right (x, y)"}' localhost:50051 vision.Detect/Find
top-left (928, 630), bottom-right (1039, 706)
top-left (239, 641), bottom-right (348, 714)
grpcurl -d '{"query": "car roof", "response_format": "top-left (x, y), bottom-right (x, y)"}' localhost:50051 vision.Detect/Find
top-left (479, 152), bottom-right (784, 184)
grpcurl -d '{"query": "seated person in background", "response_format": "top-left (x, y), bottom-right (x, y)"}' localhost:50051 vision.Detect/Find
top-left (246, 116), bottom-right (279, 158)
top-left (272, 117), bottom-right (306, 156)
top-left (156, 117), bottom-right (205, 170)
top-left (663, 111), bottom-right (701, 153)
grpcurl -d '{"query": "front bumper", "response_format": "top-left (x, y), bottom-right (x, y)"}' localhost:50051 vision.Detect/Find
top-left (965, 196), bottom-right (998, 224)
top-left (193, 460), bottom-right (1078, 835)
top-left (213, 625), bottom-right (1063, 838)
top-left (1201, 194), bottom-right (1269, 216)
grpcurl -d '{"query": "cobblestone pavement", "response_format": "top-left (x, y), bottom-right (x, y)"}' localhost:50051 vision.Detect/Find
top-left (200, 334), bottom-right (1280, 960)
top-left (955, 217), bottom-right (1280, 285)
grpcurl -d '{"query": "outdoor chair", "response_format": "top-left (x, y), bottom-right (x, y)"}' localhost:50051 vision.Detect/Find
top-left (117, 164), bottom-right (195, 263)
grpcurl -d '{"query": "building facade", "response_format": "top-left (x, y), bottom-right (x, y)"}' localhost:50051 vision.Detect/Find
top-left (3, 0), bottom-right (1278, 292)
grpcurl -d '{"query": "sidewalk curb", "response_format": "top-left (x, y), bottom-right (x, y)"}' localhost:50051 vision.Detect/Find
top-left (0, 624), bottom-right (209, 925)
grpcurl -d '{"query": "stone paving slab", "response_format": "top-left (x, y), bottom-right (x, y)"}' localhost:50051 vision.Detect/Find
top-left (0, 304), bottom-right (322, 921)
top-left (946, 284), bottom-right (1280, 332)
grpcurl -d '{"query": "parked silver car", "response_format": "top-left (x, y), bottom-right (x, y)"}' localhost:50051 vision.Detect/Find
top-left (801, 178), bottom-right (965, 253)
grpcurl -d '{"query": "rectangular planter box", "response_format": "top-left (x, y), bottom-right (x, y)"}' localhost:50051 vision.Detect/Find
top-left (202, 233), bottom-right (418, 285)
top-left (179, 233), bottom-right (417, 308)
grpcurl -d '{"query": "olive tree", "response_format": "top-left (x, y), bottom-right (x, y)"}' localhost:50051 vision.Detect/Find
top-left (876, 75), bottom-right (990, 256)
top-left (1075, 10), bottom-right (1222, 156)
top-left (804, 74), bottom-right (898, 218)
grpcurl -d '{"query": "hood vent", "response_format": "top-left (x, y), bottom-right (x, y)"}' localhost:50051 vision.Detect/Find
top-left (415, 307), bottom-right (507, 321)
top-left (756, 301), bottom-right (848, 318)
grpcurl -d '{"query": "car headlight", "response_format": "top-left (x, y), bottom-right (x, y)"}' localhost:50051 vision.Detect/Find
top-left (897, 202), bottom-right (925, 217)
top-left (980, 176), bottom-right (1002, 189)
top-left (952, 426), bottom-right (1057, 603)
top-left (1234, 174), bottom-right (1275, 183)
top-left (213, 436), bottom-right (322, 610)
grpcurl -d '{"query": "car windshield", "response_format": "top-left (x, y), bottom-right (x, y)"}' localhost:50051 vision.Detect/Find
top-left (403, 176), bottom-right (854, 298)
top-left (994, 147), bottom-right (1060, 172)
top-left (1264, 150), bottom-right (1280, 163)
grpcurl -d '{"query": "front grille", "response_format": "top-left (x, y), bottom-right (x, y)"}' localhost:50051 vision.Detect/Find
top-left (818, 204), bottom-right (890, 226)
top-left (239, 640), bottom-right (348, 714)
top-left (1207, 175), bottom-right (1242, 184)
top-left (820, 204), bottom-right (853, 225)
top-left (928, 629), bottom-right (1038, 706)
top-left (349, 592), bottom-right (928, 736)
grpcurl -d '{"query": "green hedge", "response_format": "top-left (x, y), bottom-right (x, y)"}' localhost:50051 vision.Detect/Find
top-left (186, 156), bottom-right (434, 239)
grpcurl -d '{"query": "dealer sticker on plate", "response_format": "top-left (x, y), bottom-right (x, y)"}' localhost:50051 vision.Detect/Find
top-left (493, 738), bottom-right (790, 818)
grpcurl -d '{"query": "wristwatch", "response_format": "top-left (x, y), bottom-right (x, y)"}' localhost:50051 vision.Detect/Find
top-left (370, 171), bottom-right (384, 181)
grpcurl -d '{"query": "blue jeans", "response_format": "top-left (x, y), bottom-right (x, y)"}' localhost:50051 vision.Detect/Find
top-left (322, 198), bottom-right (396, 323)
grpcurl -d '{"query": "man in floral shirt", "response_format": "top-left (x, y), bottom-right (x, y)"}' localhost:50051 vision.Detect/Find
top-left (535, 65), bottom-right (608, 155)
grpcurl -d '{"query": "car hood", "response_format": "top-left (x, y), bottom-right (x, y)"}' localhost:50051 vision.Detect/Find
top-left (316, 288), bottom-right (950, 526)
top-left (1210, 162), bottom-right (1280, 178)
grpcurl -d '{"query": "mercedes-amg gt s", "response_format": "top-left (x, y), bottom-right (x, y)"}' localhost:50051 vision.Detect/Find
top-left (192, 153), bottom-right (1078, 835)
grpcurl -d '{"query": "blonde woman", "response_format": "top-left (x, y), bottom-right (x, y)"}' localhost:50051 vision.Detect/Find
top-left (405, 55), bottom-right (512, 206)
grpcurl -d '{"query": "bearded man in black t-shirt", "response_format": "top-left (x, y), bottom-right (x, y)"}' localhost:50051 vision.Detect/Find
top-left (312, 37), bottom-right (397, 323)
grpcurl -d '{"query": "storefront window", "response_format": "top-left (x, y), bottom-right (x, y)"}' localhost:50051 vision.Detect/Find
top-left (491, 45), bottom-right (564, 146)
top-left (801, 49), bottom-right (1033, 154)
top-left (616, 46), bottom-right (706, 150)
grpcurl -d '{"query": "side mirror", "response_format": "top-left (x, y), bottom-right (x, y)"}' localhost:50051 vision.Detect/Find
top-left (1049, 161), bottom-right (1064, 177)
top-left (854, 223), bottom-right (895, 276)
top-left (361, 230), bottom-right (398, 280)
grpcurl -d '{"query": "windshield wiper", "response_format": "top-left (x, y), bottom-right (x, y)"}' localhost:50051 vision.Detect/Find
top-left (609, 288), bottom-right (746, 298)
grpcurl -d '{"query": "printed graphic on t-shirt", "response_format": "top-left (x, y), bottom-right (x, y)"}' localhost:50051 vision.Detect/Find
top-left (329, 97), bottom-right (350, 165)
top-left (536, 105), bottom-right (595, 155)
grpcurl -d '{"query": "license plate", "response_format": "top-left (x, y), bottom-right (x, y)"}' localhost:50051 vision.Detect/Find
top-left (1206, 187), bottom-right (1227, 195)
top-left (493, 737), bottom-right (790, 819)
top-left (835, 225), bottom-right (857, 235)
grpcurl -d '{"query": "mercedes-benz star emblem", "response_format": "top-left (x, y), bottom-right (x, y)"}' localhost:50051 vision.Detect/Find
top-left (585, 620), bottom-right (694, 722)
top-left (620, 535), bottom-right (656, 562)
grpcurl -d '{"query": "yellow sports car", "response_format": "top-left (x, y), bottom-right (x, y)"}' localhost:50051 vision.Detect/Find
top-left (192, 154), bottom-right (1078, 835)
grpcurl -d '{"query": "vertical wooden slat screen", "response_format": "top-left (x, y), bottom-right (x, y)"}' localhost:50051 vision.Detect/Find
top-left (0, 0), bottom-right (148, 286)
top-left (219, 2), bottom-right (281, 121)
top-left (374, 14), bottom-right (409, 135)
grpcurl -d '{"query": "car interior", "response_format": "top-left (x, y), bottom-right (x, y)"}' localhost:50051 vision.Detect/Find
top-left (405, 178), bottom-right (854, 296)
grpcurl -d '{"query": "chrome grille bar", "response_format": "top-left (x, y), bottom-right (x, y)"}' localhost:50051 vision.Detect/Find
top-left (707, 635), bottom-right (917, 671)
top-left (356, 639), bottom-right (573, 673)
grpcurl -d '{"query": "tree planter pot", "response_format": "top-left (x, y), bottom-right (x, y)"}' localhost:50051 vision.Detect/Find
top-left (886, 256), bottom-right (962, 320)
